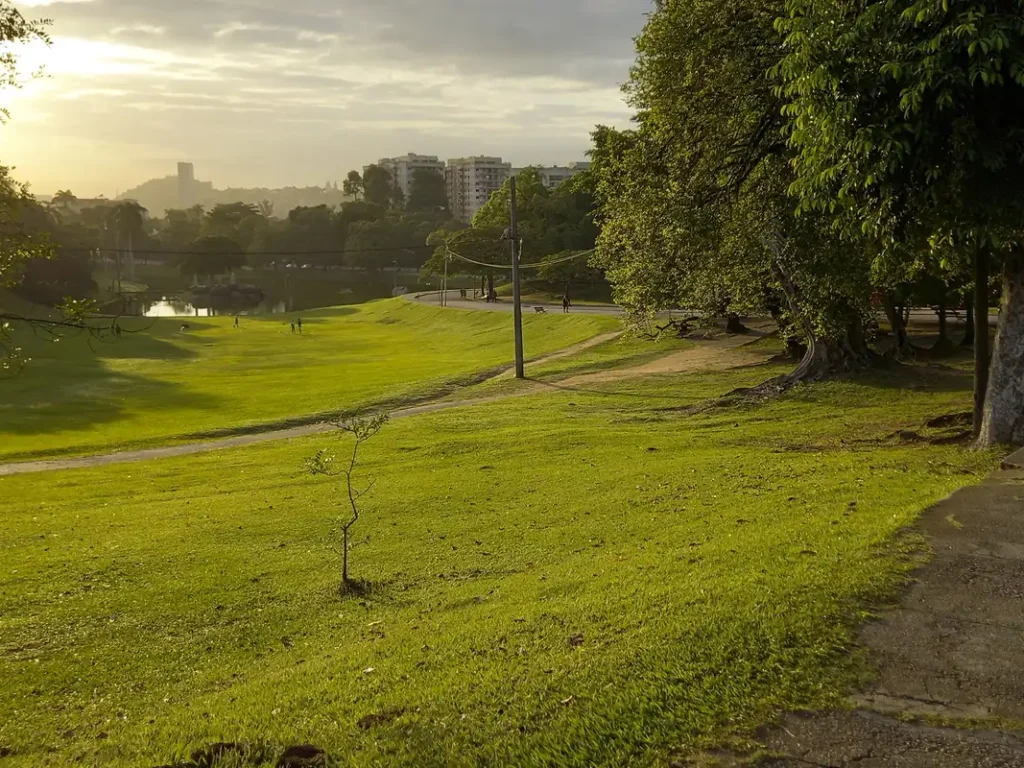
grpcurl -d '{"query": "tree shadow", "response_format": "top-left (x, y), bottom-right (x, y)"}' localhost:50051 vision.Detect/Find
top-left (0, 323), bottom-right (224, 447)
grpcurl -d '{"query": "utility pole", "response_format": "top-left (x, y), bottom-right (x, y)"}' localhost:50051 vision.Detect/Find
top-left (510, 176), bottom-right (524, 379)
top-left (442, 250), bottom-right (449, 307)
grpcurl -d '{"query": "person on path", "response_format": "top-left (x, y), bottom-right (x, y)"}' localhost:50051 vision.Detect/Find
top-left (234, 315), bottom-right (239, 328)
top-left (297, 318), bottom-right (303, 334)
top-left (562, 295), bottom-right (570, 313)
top-left (290, 321), bottom-right (295, 334)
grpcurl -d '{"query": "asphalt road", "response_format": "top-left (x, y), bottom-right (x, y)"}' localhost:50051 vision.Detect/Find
top-left (410, 292), bottom-right (1001, 326)
top-left (410, 291), bottom-right (626, 315)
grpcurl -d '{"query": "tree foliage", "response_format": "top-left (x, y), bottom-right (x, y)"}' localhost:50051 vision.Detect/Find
top-left (362, 165), bottom-right (395, 208)
top-left (406, 168), bottom-right (448, 213)
top-left (593, 0), bottom-right (873, 375)
top-left (776, 0), bottom-right (1024, 444)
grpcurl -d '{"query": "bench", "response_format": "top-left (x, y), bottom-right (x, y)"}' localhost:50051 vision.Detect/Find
top-left (534, 306), bottom-right (548, 314)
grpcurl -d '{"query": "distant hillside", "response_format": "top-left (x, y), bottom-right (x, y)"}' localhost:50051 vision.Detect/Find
top-left (118, 176), bottom-right (354, 218)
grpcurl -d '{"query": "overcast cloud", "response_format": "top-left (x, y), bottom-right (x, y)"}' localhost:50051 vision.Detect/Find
top-left (3, 0), bottom-right (650, 195)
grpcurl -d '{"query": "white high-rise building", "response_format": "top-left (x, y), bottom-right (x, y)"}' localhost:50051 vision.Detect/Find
top-left (512, 162), bottom-right (591, 190)
top-left (365, 153), bottom-right (445, 200)
top-left (445, 156), bottom-right (513, 222)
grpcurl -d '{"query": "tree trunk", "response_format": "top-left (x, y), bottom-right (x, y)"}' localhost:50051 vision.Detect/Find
top-left (780, 309), bottom-right (874, 384)
top-left (767, 295), bottom-right (806, 360)
top-left (726, 313), bottom-right (748, 334)
top-left (974, 245), bottom-right (991, 436)
top-left (881, 292), bottom-right (913, 358)
top-left (127, 231), bottom-right (136, 282)
top-left (932, 300), bottom-right (954, 355)
top-left (342, 527), bottom-right (349, 584)
top-left (962, 295), bottom-right (976, 347)
top-left (487, 271), bottom-right (494, 296)
top-left (978, 250), bottom-right (1024, 447)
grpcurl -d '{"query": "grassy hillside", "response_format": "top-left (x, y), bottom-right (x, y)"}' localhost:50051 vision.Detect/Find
top-left (0, 361), bottom-right (996, 767)
top-left (0, 298), bottom-right (618, 461)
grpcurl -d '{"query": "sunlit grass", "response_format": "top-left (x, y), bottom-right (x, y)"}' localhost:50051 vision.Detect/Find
top-left (0, 361), bottom-right (995, 766)
top-left (0, 298), bottom-right (618, 461)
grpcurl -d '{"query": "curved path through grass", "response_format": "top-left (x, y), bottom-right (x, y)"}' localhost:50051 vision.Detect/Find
top-left (0, 329), bottom-right (772, 476)
top-left (0, 298), bottom-right (619, 462)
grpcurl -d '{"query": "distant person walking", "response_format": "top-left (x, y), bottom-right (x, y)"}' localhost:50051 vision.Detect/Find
top-left (562, 295), bottom-right (570, 313)
top-left (234, 315), bottom-right (239, 328)
top-left (297, 318), bottom-right (303, 334)
top-left (290, 321), bottom-right (295, 334)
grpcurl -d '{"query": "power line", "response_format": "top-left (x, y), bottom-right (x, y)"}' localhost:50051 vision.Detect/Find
top-left (444, 245), bottom-right (595, 271)
top-left (60, 244), bottom-right (437, 257)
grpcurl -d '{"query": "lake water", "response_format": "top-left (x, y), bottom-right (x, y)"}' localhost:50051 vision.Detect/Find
top-left (143, 297), bottom-right (290, 317)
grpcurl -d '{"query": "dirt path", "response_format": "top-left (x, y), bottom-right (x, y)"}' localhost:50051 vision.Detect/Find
top-left (701, 467), bottom-right (1024, 767)
top-left (1, 329), bottom-right (776, 477)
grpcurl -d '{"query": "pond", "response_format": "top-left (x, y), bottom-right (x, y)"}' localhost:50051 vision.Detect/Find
top-left (143, 297), bottom-right (292, 318)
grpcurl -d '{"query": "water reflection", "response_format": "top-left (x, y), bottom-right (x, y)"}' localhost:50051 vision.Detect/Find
top-left (143, 297), bottom-right (288, 317)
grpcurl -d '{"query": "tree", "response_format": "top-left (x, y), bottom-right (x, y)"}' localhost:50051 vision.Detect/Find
top-left (407, 168), bottom-right (448, 213)
top-left (106, 202), bottom-right (146, 282)
top-left (362, 165), bottom-right (394, 208)
top-left (257, 199), bottom-right (274, 218)
top-left (305, 414), bottom-right (389, 589)
top-left (776, 0), bottom-right (1024, 444)
top-left (52, 190), bottom-right (76, 211)
top-left (203, 202), bottom-right (261, 246)
top-left (342, 171), bottom-right (363, 201)
top-left (592, 0), bottom-right (873, 379)
top-left (269, 205), bottom-right (345, 268)
top-left (178, 236), bottom-right (246, 281)
top-left (0, 0), bottom-right (50, 124)
top-left (160, 207), bottom-right (204, 253)
top-left (0, 2), bottom-right (118, 370)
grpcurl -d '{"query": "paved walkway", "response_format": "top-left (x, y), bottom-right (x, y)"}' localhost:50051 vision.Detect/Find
top-left (708, 466), bottom-right (1024, 767)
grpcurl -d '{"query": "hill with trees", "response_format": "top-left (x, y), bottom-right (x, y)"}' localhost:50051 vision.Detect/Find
top-left (118, 175), bottom-right (353, 219)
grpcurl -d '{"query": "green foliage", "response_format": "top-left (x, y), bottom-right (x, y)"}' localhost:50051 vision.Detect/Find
top-left (342, 170), bottom-right (363, 200)
top-left (362, 165), bottom-right (395, 208)
top-left (425, 169), bottom-right (606, 295)
top-left (201, 202), bottom-right (264, 250)
top-left (776, 0), bottom-right (1024, 255)
top-left (406, 168), bottom-right (448, 213)
top-left (0, 0), bottom-right (51, 123)
top-left (159, 207), bottom-right (204, 252)
top-left (178, 235), bottom-right (246, 279)
top-left (593, 0), bottom-right (872, 347)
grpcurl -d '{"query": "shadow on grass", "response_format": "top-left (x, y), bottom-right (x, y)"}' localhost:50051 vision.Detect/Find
top-left (0, 325), bottom-right (224, 442)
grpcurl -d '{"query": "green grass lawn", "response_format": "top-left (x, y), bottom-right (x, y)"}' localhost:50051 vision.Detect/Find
top-left (0, 298), bottom-right (618, 461)
top-left (0, 361), bottom-right (995, 767)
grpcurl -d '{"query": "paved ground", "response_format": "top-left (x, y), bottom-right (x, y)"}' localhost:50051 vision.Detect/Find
top-left (411, 290), bottom-right (628, 315)
top-left (697, 467), bottom-right (1024, 767)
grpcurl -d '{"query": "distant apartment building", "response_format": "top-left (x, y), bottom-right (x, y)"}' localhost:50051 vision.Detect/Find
top-left (177, 162), bottom-right (196, 207)
top-left (365, 153), bottom-right (446, 200)
top-left (445, 156), bottom-right (512, 222)
top-left (512, 162), bottom-right (591, 190)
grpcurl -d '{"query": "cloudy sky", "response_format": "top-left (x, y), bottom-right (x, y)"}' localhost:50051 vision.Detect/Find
top-left (2, 0), bottom-right (650, 196)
